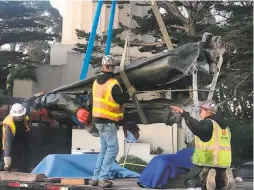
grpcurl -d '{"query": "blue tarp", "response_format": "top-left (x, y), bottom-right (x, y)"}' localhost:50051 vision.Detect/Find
top-left (32, 154), bottom-right (140, 179)
top-left (138, 148), bottom-right (195, 189)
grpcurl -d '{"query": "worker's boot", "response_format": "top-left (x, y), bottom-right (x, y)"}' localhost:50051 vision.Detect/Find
top-left (222, 168), bottom-right (235, 190)
top-left (98, 180), bottom-right (113, 188)
top-left (89, 179), bottom-right (99, 186)
top-left (205, 169), bottom-right (216, 190)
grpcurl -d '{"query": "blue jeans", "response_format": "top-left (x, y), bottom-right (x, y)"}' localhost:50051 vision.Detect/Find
top-left (92, 123), bottom-right (119, 181)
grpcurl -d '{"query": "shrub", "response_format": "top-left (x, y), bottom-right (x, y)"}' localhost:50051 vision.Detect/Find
top-left (119, 155), bottom-right (147, 174)
top-left (150, 146), bottom-right (164, 154)
top-left (229, 118), bottom-right (253, 167)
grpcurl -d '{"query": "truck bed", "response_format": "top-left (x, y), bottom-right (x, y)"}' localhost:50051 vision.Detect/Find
top-left (0, 178), bottom-right (252, 190)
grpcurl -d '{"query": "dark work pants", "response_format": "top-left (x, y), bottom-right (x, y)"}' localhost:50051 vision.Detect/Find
top-left (185, 165), bottom-right (226, 189)
top-left (0, 142), bottom-right (30, 172)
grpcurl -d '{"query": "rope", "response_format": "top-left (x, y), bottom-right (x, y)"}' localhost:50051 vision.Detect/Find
top-left (127, 1), bottom-right (132, 64)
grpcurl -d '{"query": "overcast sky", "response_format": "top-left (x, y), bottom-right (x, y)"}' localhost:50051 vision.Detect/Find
top-left (50, 0), bottom-right (65, 16)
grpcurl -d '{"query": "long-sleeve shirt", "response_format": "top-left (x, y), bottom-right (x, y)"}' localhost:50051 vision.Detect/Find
top-left (2, 96), bottom-right (34, 158)
top-left (3, 119), bottom-right (29, 157)
top-left (92, 72), bottom-right (130, 124)
top-left (182, 111), bottom-right (227, 142)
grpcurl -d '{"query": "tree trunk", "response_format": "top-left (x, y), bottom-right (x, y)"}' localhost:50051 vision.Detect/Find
top-left (183, 22), bottom-right (196, 35)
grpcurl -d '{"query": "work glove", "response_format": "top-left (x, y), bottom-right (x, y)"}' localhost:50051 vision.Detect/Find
top-left (4, 157), bottom-right (11, 171)
top-left (76, 107), bottom-right (90, 125)
top-left (164, 109), bottom-right (183, 125)
top-left (127, 86), bottom-right (136, 97)
top-left (39, 108), bottom-right (48, 117)
top-left (122, 121), bottom-right (140, 140)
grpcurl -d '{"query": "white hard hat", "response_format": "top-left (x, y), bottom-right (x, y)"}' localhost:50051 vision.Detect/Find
top-left (102, 55), bottom-right (115, 66)
top-left (10, 103), bottom-right (26, 117)
top-left (200, 100), bottom-right (217, 113)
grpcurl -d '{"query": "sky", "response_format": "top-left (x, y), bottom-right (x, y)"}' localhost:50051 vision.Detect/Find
top-left (49, 0), bottom-right (168, 17)
top-left (49, 1), bottom-right (223, 22)
top-left (50, 0), bottom-right (65, 16)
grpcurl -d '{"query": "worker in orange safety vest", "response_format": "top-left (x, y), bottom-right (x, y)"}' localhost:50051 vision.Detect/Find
top-left (1, 103), bottom-right (31, 172)
top-left (89, 55), bottom-right (133, 188)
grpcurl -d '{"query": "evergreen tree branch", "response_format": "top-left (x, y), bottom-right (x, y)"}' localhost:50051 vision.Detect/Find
top-left (157, 2), bottom-right (188, 23)
top-left (0, 31), bottom-right (58, 46)
top-left (217, 74), bottom-right (251, 107)
top-left (192, 2), bottom-right (209, 24)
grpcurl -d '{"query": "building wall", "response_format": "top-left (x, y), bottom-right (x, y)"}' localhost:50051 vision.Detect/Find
top-left (61, 1), bottom-right (120, 45)
top-left (33, 65), bottom-right (62, 93)
top-left (72, 124), bottom-right (186, 163)
top-left (61, 1), bottom-right (154, 45)
top-left (13, 79), bottom-right (35, 98)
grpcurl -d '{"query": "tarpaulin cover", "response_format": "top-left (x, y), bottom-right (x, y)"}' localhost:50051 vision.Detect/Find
top-left (31, 154), bottom-right (140, 179)
top-left (50, 40), bottom-right (213, 94)
top-left (137, 148), bottom-right (194, 189)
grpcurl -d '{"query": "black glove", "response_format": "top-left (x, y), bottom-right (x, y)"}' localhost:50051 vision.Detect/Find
top-left (122, 121), bottom-right (140, 140)
top-left (164, 110), bottom-right (182, 125)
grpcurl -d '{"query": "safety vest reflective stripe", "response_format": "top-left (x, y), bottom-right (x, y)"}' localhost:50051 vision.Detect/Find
top-left (3, 115), bottom-right (16, 136)
top-left (93, 79), bottom-right (120, 107)
top-left (195, 144), bottom-right (231, 151)
top-left (210, 120), bottom-right (229, 166)
top-left (93, 107), bottom-right (123, 118)
top-left (92, 78), bottom-right (123, 121)
top-left (193, 119), bottom-right (231, 167)
top-left (93, 97), bottom-right (119, 107)
top-left (2, 114), bottom-right (30, 150)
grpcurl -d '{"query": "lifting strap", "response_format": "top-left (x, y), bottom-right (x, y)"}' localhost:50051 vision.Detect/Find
top-left (119, 38), bottom-right (149, 124)
top-left (207, 36), bottom-right (224, 100)
top-left (150, 0), bottom-right (173, 50)
top-left (118, 2), bottom-right (148, 124)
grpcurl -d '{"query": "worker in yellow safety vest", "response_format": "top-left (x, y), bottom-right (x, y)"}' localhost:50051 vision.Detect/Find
top-left (169, 100), bottom-right (235, 190)
top-left (90, 55), bottom-right (132, 188)
top-left (1, 103), bottom-right (31, 172)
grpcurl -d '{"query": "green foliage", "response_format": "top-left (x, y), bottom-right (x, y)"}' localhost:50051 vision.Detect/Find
top-left (150, 146), bottom-right (164, 154)
top-left (213, 2), bottom-right (253, 122)
top-left (119, 155), bottom-right (147, 174)
top-left (227, 118), bottom-right (253, 167)
top-left (73, 28), bottom-right (124, 67)
top-left (0, 1), bottom-right (62, 92)
top-left (6, 63), bottom-right (37, 95)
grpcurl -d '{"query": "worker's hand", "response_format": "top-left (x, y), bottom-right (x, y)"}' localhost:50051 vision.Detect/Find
top-left (3, 157), bottom-right (11, 171)
top-left (76, 107), bottom-right (90, 125)
top-left (164, 109), bottom-right (183, 125)
top-left (170, 106), bottom-right (184, 114)
top-left (164, 110), bottom-right (176, 126)
top-left (127, 86), bottom-right (136, 97)
top-left (122, 121), bottom-right (140, 140)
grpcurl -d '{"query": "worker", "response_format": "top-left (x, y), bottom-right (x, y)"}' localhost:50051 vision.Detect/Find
top-left (90, 55), bottom-right (132, 188)
top-left (167, 100), bottom-right (235, 190)
top-left (1, 103), bottom-right (31, 172)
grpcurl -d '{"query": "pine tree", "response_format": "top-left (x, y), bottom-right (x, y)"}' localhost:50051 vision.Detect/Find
top-left (73, 1), bottom-right (219, 67)
top-left (0, 1), bottom-right (61, 94)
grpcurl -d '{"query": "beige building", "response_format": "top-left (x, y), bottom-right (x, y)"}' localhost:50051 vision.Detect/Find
top-left (13, 1), bottom-right (186, 162)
